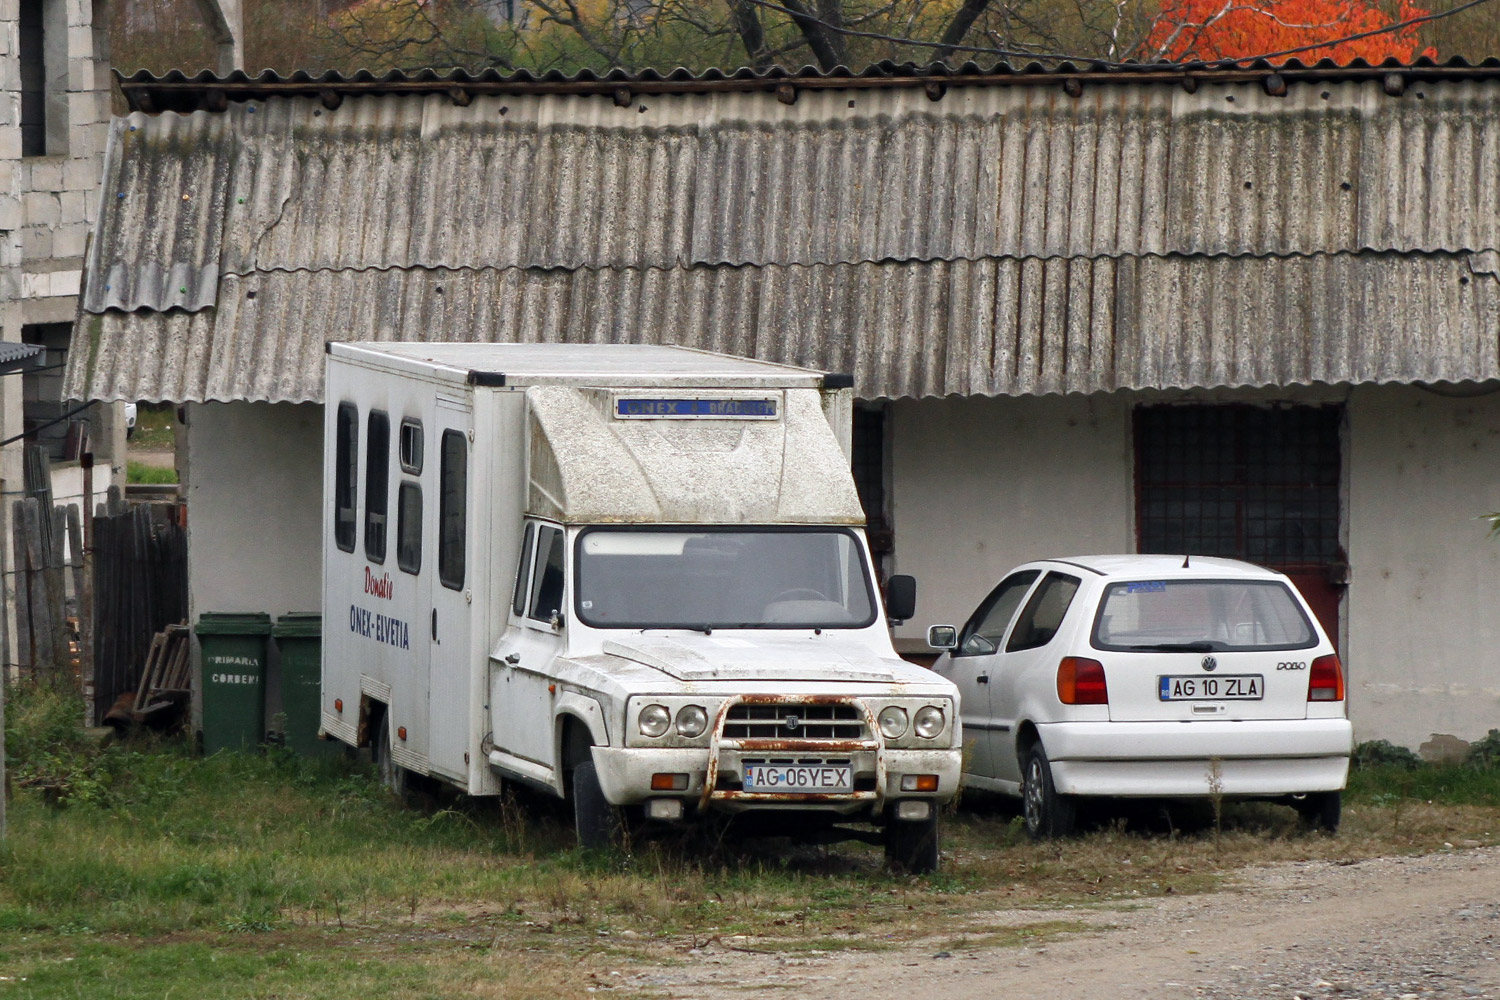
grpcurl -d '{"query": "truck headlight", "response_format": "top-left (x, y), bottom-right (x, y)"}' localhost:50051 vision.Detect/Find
top-left (639, 704), bottom-right (671, 738)
top-left (878, 706), bottom-right (908, 739)
top-left (914, 705), bottom-right (945, 739)
top-left (676, 704), bottom-right (708, 738)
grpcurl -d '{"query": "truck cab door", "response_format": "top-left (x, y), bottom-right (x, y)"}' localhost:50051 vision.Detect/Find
top-left (490, 521), bottom-right (567, 771)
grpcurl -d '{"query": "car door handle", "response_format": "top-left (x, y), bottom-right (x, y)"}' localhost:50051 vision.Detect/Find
top-left (977, 674), bottom-right (989, 684)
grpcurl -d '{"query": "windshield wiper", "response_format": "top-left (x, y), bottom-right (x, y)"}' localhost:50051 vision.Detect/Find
top-left (1126, 641), bottom-right (1220, 652)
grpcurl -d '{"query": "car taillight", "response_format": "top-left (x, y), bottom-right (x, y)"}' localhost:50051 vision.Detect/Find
top-left (1057, 657), bottom-right (1108, 705)
top-left (1308, 654), bottom-right (1345, 701)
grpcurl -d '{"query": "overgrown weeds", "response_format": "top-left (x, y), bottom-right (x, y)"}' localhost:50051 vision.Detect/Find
top-left (1, 692), bottom-right (1497, 999)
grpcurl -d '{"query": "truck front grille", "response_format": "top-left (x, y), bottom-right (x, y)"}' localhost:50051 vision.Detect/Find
top-left (721, 703), bottom-right (866, 740)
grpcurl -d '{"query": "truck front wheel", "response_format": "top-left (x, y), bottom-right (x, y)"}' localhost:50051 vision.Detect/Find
top-left (572, 760), bottom-right (627, 850)
top-left (884, 809), bottom-right (940, 874)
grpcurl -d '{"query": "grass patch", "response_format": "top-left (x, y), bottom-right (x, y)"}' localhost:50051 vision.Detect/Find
top-left (128, 404), bottom-right (175, 450)
top-left (126, 461), bottom-right (177, 485)
top-left (2, 681), bottom-right (1498, 998)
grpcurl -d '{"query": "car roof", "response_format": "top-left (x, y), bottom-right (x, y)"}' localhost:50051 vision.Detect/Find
top-left (1032, 554), bottom-right (1286, 580)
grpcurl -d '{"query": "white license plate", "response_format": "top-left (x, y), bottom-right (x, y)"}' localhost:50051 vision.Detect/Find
top-left (742, 762), bottom-right (852, 793)
top-left (1158, 674), bottom-right (1264, 701)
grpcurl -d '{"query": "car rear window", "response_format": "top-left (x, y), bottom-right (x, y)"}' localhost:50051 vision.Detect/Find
top-left (1091, 579), bottom-right (1317, 653)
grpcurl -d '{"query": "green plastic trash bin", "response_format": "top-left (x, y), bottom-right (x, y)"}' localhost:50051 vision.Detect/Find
top-left (273, 613), bottom-right (336, 757)
top-left (196, 612), bottom-right (272, 754)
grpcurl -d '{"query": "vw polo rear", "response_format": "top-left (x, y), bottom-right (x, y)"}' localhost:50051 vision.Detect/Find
top-left (1042, 560), bottom-right (1353, 809)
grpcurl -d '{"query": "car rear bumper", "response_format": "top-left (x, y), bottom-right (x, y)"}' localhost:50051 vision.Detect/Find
top-left (1039, 719), bottom-right (1353, 797)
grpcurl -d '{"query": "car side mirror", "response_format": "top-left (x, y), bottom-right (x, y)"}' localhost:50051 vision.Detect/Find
top-left (885, 575), bottom-right (917, 623)
top-left (927, 624), bottom-right (958, 650)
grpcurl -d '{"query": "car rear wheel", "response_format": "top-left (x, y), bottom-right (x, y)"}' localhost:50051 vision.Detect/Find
top-left (884, 810), bottom-right (941, 874)
top-left (1294, 790), bottom-right (1341, 833)
top-left (1022, 743), bottom-right (1076, 840)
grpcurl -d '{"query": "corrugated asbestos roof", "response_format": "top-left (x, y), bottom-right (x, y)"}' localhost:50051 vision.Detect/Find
top-left (73, 252), bottom-right (1499, 403)
top-left (67, 65), bottom-right (1500, 403)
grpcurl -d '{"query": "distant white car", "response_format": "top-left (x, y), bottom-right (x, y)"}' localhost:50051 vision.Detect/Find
top-left (124, 402), bottom-right (137, 439)
top-left (928, 555), bottom-right (1352, 838)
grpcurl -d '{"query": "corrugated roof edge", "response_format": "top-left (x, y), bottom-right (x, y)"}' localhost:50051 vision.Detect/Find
top-left (116, 55), bottom-right (1500, 112)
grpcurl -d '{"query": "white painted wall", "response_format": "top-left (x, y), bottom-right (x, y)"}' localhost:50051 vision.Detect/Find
top-left (1347, 384), bottom-right (1500, 749)
top-left (185, 402), bottom-right (324, 619)
top-left (888, 383), bottom-right (1500, 750)
top-left (887, 392), bottom-right (1134, 643)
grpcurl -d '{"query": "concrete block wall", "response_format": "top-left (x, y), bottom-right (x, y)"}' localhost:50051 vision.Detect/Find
top-left (0, 0), bottom-right (110, 338)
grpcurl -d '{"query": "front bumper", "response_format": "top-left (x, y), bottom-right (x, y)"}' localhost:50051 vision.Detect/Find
top-left (591, 744), bottom-right (961, 817)
top-left (1039, 719), bottom-right (1353, 797)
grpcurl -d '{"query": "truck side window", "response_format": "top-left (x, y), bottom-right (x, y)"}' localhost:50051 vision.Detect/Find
top-left (1006, 573), bottom-right (1081, 652)
top-left (512, 523), bottom-right (535, 617)
top-left (396, 482), bottom-right (421, 574)
top-left (364, 411), bottom-right (390, 563)
top-left (334, 403), bottom-right (358, 552)
top-left (439, 429), bottom-right (467, 591)
top-left (528, 525), bottom-right (565, 624)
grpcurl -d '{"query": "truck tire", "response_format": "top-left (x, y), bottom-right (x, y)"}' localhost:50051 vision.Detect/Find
top-left (374, 711), bottom-right (408, 800)
top-left (572, 760), bottom-right (626, 850)
top-left (884, 810), bottom-right (941, 874)
top-left (1294, 790), bottom-right (1341, 833)
top-left (1022, 742), bottom-right (1076, 840)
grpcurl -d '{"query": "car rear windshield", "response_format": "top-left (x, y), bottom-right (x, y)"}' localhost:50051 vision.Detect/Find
top-left (1091, 579), bottom-right (1317, 653)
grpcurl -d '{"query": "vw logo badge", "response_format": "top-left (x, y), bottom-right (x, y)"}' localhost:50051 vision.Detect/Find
top-left (1201, 655), bottom-right (1218, 672)
top-left (784, 715), bottom-right (801, 732)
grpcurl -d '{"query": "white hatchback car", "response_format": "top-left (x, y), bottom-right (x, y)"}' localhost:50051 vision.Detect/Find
top-left (928, 555), bottom-right (1353, 838)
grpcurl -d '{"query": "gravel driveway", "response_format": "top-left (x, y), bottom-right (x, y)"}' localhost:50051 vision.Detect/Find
top-left (633, 847), bottom-right (1500, 999)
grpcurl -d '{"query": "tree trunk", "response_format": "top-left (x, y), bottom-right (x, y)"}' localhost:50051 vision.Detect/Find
top-left (781, 0), bottom-right (846, 70)
top-left (936, 0), bottom-right (995, 64)
top-left (728, 0), bottom-right (772, 68)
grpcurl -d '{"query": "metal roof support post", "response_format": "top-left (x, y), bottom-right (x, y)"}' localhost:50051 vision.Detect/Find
top-left (192, 0), bottom-right (243, 75)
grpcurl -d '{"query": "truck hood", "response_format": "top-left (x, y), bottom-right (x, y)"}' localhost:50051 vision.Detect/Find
top-left (600, 633), bottom-right (924, 684)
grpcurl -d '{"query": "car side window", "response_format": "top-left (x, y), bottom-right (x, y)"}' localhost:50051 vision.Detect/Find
top-left (1007, 573), bottom-right (1082, 653)
top-left (956, 570), bottom-right (1040, 656)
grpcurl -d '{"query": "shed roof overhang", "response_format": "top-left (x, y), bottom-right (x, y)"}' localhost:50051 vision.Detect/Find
top-left (68, 62), bottom-right (1500, 405)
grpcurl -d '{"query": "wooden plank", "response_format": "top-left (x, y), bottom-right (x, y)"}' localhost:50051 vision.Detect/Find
top-left (21, 500), bottom-right (53, 676)
top-left (46, 505), bottom-right (70, 676)
top-left (11, 501), bottom-right (33, 675)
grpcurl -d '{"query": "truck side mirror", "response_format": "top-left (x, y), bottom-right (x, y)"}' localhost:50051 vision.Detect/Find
top-left (927, 625), bottom-right (958, 650)
top-left (885, 575), bottom-right (916, 623)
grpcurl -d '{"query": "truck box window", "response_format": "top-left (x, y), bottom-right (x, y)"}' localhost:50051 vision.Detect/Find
top-left (399, 419), bottom-right (423, 474)
top-left (528, 525), bottom-right (565, 623)
top-left (365, 412), bottom-right (391, 563)
top-left (397, 482), bottom-right (422, 574)
top-left (439, 430), bottom-right (467, 590)
top-left (512, 523), bottom-right (535, 617)
top-left (334, 403), bottom-right (358, 552)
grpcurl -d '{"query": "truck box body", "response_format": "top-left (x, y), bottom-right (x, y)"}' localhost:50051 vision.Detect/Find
top-left (321, 343), bottom-right (960, 855)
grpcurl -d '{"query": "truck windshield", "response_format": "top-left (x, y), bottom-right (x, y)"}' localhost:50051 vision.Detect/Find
top-left (574, 528), bottom-right (877, 629)
top-left (1091, 579), bottom-right (1317, 653)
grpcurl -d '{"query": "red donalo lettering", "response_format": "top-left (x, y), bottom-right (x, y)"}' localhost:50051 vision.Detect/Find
top-left (363, 567), bottom-right (394, 600)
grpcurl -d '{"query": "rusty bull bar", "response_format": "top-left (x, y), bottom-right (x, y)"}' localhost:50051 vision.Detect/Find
top-left (700, 693), bottom-right (886, 812)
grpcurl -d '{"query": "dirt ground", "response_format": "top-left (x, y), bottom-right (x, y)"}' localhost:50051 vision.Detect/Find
top-left (628, 847), bottom-right (1500, 999)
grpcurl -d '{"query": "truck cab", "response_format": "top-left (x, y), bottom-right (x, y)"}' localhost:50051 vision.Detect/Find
top-left (320, 344), bottom-right (961, 872)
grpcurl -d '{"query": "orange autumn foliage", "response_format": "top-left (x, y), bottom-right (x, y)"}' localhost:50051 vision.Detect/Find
top-left (1144, 0), bottom-right (1439, 63)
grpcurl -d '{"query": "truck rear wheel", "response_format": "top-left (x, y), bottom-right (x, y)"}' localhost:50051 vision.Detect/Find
top-left (572, 760), bottom-right (627, 850)
top-left (884, 810), bottom-right (940, 874)
top-left (373, 711), bottom-right (408, 800)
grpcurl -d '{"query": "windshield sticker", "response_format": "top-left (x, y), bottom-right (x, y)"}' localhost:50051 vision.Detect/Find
top-left (1127, 581), bottom-right (1168, 593)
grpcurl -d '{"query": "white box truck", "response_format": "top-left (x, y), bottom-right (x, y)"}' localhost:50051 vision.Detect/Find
top-left (320, 343), bottom-right (961, 871)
